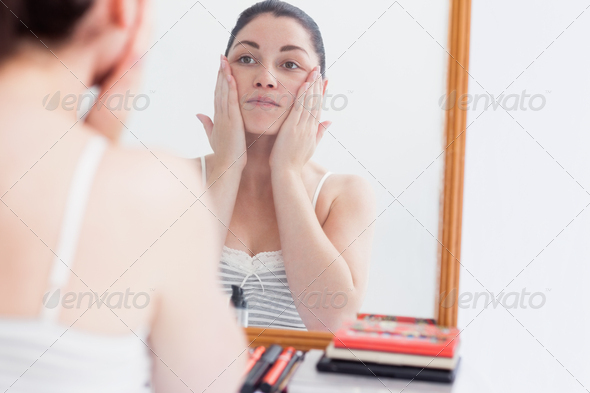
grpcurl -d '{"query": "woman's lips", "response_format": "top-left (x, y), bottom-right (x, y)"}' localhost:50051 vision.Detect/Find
top-left (242, 94), bottom-right (281, 111)
top-left (250, 100), bottom-right (279, 108)
top-left (246, 95), bottom-right (279, 107)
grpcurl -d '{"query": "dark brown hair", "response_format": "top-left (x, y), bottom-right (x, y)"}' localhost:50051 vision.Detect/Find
top-left (0, 0), bottom-right (94, 61)
top-left (224, 0), bottom-right (327, 78)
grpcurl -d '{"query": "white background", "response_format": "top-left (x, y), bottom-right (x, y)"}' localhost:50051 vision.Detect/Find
top-left (456, 0), bottom-right (590, 392)
top-left (123, 0), bottom-right (451, 319)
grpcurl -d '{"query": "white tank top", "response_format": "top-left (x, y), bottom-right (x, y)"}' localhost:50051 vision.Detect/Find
top-left (0, 135), bottom-right (152, 393)
top-left (200, 156), bottom-right (332, 330)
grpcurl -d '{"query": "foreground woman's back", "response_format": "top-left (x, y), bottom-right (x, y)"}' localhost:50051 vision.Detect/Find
top-left (0, 134), bottom-right (154, 393)
top-left (0, 126), bottom-right (245, 393)
top-left (0, 0), bottom-right (246, 391)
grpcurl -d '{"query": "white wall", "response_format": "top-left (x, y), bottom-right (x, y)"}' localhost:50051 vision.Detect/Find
top-left (123, 0), bottom-right (450, 318)
top-left (457, 0), bottom-right (590, 391)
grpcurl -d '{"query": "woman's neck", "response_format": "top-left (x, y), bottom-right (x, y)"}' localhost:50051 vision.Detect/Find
top-left (0, 42), bottom-right (95, 129)
top-left (239, 131), bottom-right (278, 195)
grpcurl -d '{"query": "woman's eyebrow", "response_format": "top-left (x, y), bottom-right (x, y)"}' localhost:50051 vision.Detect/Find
top-left (233, 40), bottom-right (309, 57)
top-left (280, 45), bottom-right (309, 57)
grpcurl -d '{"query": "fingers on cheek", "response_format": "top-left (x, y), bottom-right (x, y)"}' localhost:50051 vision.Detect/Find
top-left (312, 83), bottom-right (319, 117)
top-left (317, 81), bottom-right (324, 119)
top-left (307, 84), bottom-right (319, 124)
top-left (297, 84), bottom-right (306, 110)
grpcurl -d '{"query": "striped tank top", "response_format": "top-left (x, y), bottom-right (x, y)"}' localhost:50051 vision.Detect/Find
top-left (200, 156), bottom-right (332, 330)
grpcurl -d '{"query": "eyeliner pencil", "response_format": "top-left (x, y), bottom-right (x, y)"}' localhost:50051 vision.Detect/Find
top-left (272, 351), bottom-right (303, 393)
top-left (259, 347), bottom-right (295, 393)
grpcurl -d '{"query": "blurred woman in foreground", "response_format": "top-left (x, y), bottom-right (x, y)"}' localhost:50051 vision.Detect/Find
top-left (0, 0), bottom-right (245, 392)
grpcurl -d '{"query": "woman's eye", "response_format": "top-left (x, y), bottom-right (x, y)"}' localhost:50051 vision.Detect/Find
top-left (238, 56), bottom-right (258, 64)
top-left (237, 56), bottom-right (299, 70)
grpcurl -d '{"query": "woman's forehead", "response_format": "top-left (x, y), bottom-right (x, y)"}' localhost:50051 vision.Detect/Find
top-left (231, 14), bottom-right (314, 56)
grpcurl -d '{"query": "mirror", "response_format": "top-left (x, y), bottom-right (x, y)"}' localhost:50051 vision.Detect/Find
top-left (122, 0), bottom-right (465, 330)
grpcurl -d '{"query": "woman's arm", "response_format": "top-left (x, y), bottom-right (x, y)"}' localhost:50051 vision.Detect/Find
top-left (268, 67), bottom-right (374, 331)
top-left (272, 170), bottom-right (375, 331)
top-left (198, 155), bottom-right (244, 247)
top-left (148, 157), bottom-right (247, 393)
top-left (196, 55), bottom-right (246, 247)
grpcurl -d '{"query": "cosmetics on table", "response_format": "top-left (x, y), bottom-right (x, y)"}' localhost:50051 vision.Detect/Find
top-left (244, 346), bottom-right (266, 375)
top-left (325, 341), bottom-right (461, 370)
top-left (356, 313), bottom-right (436, 325)
top-left (259, 347), bottom-right (295, 393)
top-left (239, 346), bottom-right (303, 393)
top-left (316, 355), bottom-right (461, 383)
top-left (240, 344), bottom-right (283, 393)
top-left (316, 318), bottom-right (462, 383)
top-left (331, 319), bottom-right (461, 357)
top-left (271, 350), bottom-right (303, 393)
top-left (239, 315), bottom-right (462, 392)
top-left (288, 349), bottom-right (459, 392)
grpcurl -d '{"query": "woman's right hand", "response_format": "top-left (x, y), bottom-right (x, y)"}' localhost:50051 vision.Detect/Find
top-left (196, 55), bottom-right (247, 170)
top-left (84, 0), bottom-right (153, 142)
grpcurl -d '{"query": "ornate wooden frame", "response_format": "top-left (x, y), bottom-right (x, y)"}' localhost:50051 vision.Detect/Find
top-left (243, 0), bottom-right (471, 349)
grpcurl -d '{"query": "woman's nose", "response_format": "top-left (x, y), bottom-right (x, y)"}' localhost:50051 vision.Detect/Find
top-left (254, 67), bottom-right (278, 88)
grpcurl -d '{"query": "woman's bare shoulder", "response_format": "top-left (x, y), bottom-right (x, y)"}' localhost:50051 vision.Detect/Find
top-left (98, 142), bottom-right (205, 222)
top-left (325, 174), bottom-right (374, 209)
top-left (307, 161), bottom-right (374, 224)
top-left (307, 160), bottom-right (372, 196)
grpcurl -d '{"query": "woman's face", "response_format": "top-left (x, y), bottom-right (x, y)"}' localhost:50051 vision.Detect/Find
top-left (226, 13), bottom-right (326, 135)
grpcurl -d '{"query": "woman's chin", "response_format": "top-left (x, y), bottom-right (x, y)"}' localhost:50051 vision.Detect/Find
top-left (243, 116), bottom-right (283, 135)
top-left (245, 127), bottom-right (280, 136)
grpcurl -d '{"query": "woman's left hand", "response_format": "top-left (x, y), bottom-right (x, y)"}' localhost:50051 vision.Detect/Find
top-left (269, 66), bottom-right (332, 174)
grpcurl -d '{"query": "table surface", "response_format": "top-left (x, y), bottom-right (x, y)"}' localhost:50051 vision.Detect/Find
top-left (285, 300), bottom-right (590, 393)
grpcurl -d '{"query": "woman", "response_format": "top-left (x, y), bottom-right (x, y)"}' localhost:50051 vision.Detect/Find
top-left (0, 0), bottom-right (245, 392)
top-left (196, 0), bottom-right (376, 331)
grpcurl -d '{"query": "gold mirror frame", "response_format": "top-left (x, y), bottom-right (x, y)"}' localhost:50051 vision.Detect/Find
top-left (436, 0), bottom-right (471, 328)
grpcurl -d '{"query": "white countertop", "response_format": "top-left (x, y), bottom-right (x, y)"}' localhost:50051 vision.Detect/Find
top-left (286, 290), bottom-right (589, 393)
